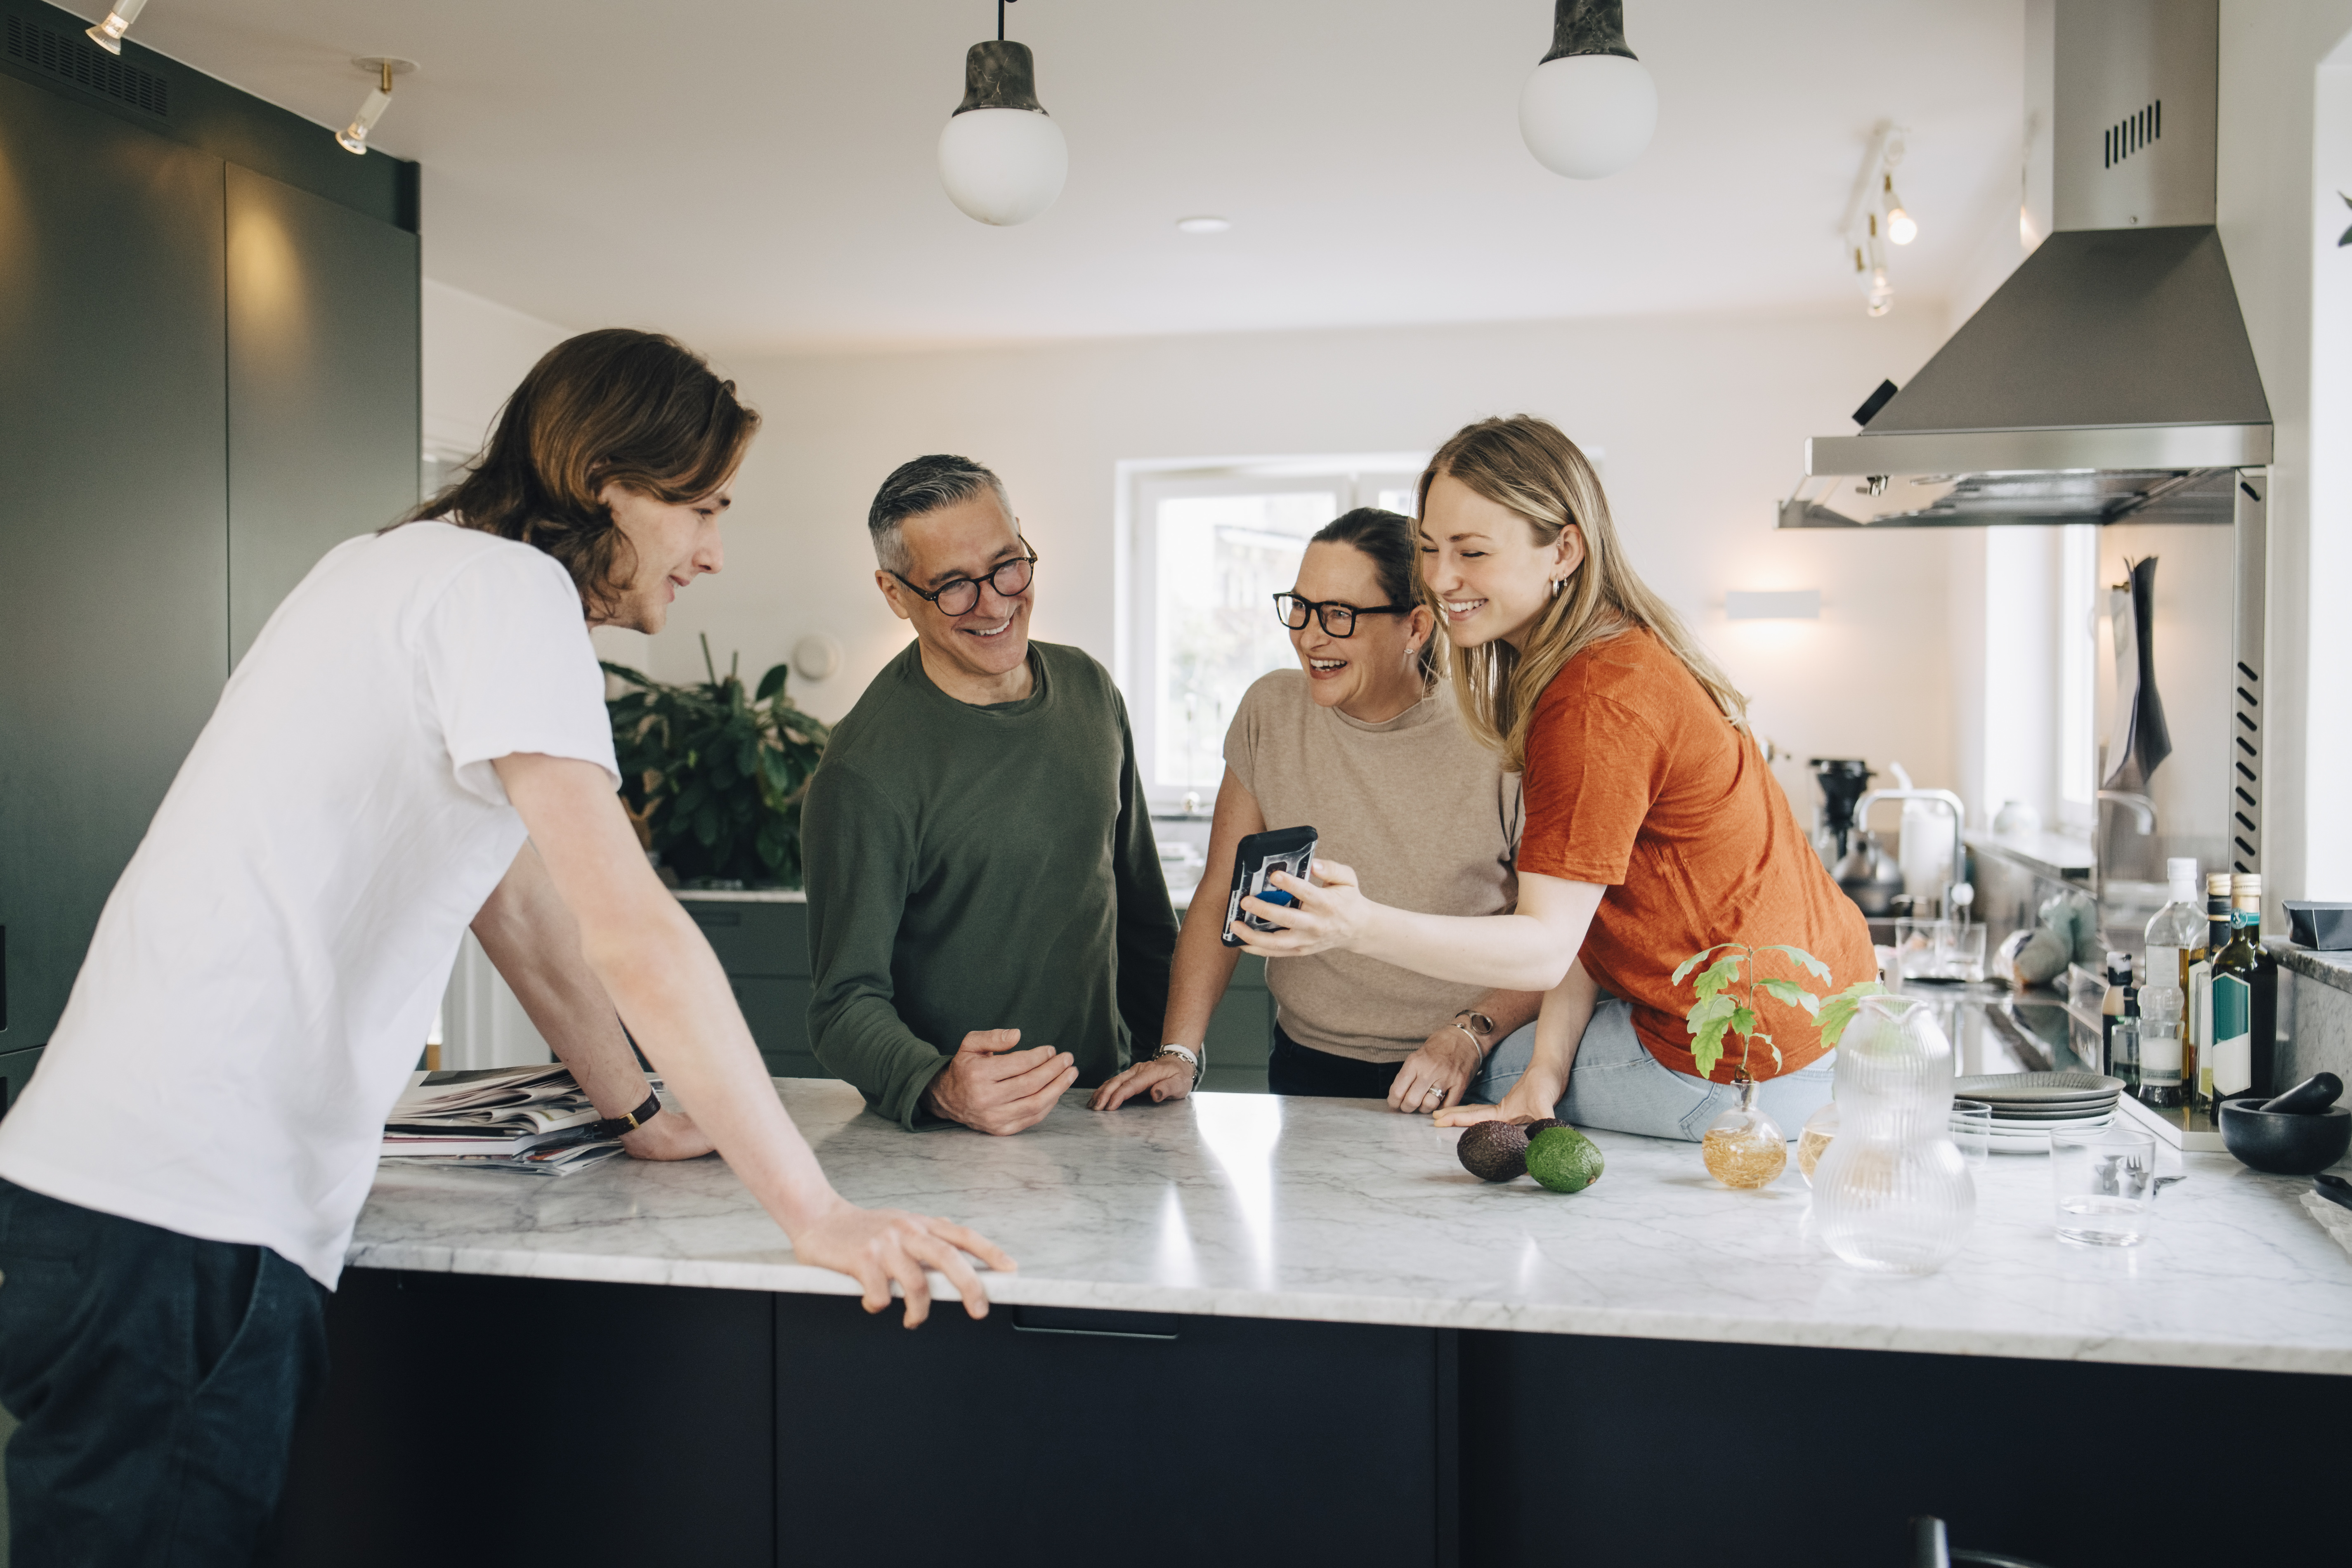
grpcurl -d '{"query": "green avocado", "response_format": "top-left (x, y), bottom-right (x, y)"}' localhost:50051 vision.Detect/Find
top-left (1525, 1125), bottom-right (1605, 1193)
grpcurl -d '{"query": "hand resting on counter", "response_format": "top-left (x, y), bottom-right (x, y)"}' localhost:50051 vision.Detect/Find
top-left (926, 1027), bottom-right (1078, 1135)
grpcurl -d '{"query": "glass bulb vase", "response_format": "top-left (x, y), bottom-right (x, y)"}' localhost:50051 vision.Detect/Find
top-left (1701, 1074), bottom-right (1787, 1189)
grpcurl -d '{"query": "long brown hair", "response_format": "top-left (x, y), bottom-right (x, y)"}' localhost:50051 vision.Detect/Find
top-left (1420, 415), bottom-right (1745, 771)
top-left (404, 328), bottom-right (759, 619)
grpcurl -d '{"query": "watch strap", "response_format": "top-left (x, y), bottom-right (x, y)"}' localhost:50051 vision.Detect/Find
top-left (587, 1088), bottom-right (663, 1141)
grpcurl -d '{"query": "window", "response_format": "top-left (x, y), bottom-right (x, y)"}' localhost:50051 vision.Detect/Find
top-left (1121, 457), bottom-right (1425, 806)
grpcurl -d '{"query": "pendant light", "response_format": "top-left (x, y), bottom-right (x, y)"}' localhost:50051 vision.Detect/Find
top-left (937, 0), bottom-right (1068, 227)
top-left (1518, 0), bottom-right (1658, 180)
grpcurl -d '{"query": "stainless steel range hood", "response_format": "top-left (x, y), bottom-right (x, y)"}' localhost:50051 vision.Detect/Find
top-left (1781, 0), bottom-right (2271, 530)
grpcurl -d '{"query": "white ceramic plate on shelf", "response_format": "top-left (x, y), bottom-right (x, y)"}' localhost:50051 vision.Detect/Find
top-left (1956, 1070), bottom-right (2126, 1105)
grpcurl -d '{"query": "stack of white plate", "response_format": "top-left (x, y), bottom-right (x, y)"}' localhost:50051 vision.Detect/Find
top-left (1955, 1071), bottom-right (2125, 1154)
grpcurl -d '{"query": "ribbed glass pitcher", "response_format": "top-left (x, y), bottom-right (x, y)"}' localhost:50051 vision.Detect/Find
top-left (1811, 994), bottom-right (1975, 1274)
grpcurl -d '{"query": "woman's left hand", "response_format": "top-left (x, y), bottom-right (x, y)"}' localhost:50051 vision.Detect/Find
top-left (1386, 1027), bottom-right (1481, 1115)
top-left (1229, 858), bottom-right (1371, 958)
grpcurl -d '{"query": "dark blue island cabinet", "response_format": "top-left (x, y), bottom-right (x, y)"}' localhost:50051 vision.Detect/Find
top-left (271, 1268), bottom-right (2344, 1568)
top-left (679, 893), bottom-right (1275, 1091)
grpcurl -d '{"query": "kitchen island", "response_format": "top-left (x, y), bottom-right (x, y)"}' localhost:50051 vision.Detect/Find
top-left (272, 1082), bottom-right (2352, 1568)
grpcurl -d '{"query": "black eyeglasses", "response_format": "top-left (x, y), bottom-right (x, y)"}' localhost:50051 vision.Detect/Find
top-left (1272, 592), bottom-right (1410, 639)
top-left (891, 545), bottom-right (1039, 617)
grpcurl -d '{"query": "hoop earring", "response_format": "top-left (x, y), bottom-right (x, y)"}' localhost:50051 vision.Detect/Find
top-left (1549, 577), bottom-right (1565, 598)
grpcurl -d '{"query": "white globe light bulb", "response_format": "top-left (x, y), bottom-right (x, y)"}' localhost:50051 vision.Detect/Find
top-left (1519, 53), bottom-right (1657, 180)
top-left (1887, 206), bottom-right (1918, 246)
top-left (938, 108), bottom-right (1067, 227)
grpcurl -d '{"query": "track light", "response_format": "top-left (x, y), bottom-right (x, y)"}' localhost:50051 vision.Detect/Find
top-left (1884, 174), bottom-right (1917, 245)
top-left (1519, 0), bottom-right (1658, 181)
top-left (937, 0), bottom-right (1067, 227)
top-left (85, 0), bottom-right (147, 55)
top-left (336, 57), bottom-right (413, 156)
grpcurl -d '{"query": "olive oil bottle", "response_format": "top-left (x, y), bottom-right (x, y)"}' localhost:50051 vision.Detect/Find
top-left (2216, 873), bottom-right (2276, 1100)
top-left (2187, 871), bottom-right (2232, 1110)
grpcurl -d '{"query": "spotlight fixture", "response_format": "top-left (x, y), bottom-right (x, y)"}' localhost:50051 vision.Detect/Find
top-left (1518, 0), bottom-right (1657, 181)
top-left (1840, 125), bottom-right (1909, 316)
top-left (84, 0), bottom-right (147, 55)
top-left (937, 0), bottom-right (1068, 227)
top-left (1174, 215), bottom-right (1231, 234)
top-left (336, 57), bottom-right (414, 156)
top-left (1883, 174), bottom-right (1917, 245)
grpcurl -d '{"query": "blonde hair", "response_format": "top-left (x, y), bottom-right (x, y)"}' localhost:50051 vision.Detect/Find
top-left (1419, 416), bottom-right (1746, 772)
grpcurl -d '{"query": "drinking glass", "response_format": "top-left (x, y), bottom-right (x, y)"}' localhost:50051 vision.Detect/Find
top-left (2051, 1128), bottom-right (2158, 1247)
top-left (1948, 1099), bottom-right (1992, 1167)
top-left (1892, 918), bottom-right (1944, 985)
top-left (1944, 923), bottom-right (1987, 982)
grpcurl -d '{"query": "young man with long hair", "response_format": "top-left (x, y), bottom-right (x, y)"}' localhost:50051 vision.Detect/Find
top-left (0, 330), bottom-right (1008, 1564)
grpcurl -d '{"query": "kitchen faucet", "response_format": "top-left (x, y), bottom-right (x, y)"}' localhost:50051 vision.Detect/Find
top-left (2096, 790), bottom-right (2158, 834)
top-left (1853, 788), bottom-right (1970, 916)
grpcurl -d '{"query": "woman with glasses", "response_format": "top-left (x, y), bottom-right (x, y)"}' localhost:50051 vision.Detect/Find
top-left (1091, 508), bottom-right (1539, 1114)
top-left (1219, 418), bottom-right (1868, 1142)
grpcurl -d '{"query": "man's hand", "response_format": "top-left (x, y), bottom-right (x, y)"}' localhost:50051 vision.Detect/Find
top-left (925, 1028), bottom-right (1077, 1136)
top-left (789, 1195), bottom-right (1017, 1328)
top-left (1230, 858), bottom-right (1370, 959)
top-left (1387, 1027), bottom-right (1483, 1116)
top-left (1089, 1054), bottom-right (1194, 1111)
top-left (620, 1104), bottom-right (717, 1161)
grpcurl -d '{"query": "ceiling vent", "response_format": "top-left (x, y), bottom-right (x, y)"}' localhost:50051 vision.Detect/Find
top-left (5, 14), bottom-right (168, 118)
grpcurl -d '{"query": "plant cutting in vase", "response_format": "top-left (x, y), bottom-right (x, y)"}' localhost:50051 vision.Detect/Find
top-left (1670, 940), bottom-right (1881, 1188)
top-left (602, 634), bottom-right (831, 888)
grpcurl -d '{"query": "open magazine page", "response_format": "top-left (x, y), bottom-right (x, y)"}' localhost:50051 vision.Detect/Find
top-left (381, 1067), bottom-right (663, 1172)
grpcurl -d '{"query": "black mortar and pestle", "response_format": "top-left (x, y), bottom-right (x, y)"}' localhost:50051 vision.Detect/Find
top-left (2218, 1073), bottom-right (2352, 1175)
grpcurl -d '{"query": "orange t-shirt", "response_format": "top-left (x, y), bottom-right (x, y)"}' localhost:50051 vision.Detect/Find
top-left (1516, 629), bottom-right (1873, 1083)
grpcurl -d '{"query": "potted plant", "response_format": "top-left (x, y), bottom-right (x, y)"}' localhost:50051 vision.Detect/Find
top-left (1671, 942), bottom-right (1880, 1188)
top-left (602, 634), bottom-right (831, 888)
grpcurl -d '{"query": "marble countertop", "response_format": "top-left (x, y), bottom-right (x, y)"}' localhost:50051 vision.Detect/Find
top-left (350, 1081), bottom-right (2352, 1376)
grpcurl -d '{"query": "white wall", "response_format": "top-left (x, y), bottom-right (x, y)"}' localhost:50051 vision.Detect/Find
top-left (420, 278), bottom-right (569, 465)
top-left (2217, 0), bottom-right (2352, 906)
top-left (647, 307), bottom-right (1961, 821)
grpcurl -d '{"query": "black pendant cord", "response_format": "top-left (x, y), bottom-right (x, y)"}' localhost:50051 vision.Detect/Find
top-left (998, 0), bottom-right (1015, 42)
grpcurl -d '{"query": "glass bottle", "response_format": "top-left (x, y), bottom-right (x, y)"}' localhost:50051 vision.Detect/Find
top-left (2142, 859), bottom-right (2202, 1099)
top-left (1811, 995), bottom-right (1976, 1274)
top-left (2234, 872), bottom-right (2278, 1099)
top-left (2211, 875), bottom-right (2265, 1103)
top-left (1701, 1073), bottom-right (1788, 1189)
top-left (1796, 1100), bottom-right (1839, 1186)
top-left (2187, 871), bottom-right (2232, 1110)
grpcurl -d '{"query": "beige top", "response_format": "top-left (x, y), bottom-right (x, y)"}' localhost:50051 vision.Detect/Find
top-left (1224, 671), bottom-right (1521, 1064)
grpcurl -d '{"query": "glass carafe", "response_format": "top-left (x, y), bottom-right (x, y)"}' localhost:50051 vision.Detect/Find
top-left (1811, 995), bottom-right (1975, 1273)
top-left (1701, 1073), bottom-right (1787, 1188)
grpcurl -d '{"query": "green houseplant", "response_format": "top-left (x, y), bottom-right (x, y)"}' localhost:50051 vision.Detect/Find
top-left (602, 635), bottom-right (831, 888)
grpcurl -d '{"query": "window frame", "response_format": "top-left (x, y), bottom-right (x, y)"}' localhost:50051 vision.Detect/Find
top-left (1117, 455), bottom-right (1427, 813)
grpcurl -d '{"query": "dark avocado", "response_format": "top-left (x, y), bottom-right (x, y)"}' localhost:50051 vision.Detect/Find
top-left (1457, 1119), bottom-right (1532, 1182)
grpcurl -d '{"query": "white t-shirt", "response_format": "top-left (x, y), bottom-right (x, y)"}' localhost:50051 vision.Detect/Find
top-left (0, 522), bottom-right (618, 1287)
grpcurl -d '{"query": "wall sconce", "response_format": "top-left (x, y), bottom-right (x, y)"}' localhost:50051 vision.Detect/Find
top-left (85, 0), bottom-right (147, 55)
top-left (336, 57), bottom-right (414, 156)
top-left (1726, 590), bottom-right (1821, 621)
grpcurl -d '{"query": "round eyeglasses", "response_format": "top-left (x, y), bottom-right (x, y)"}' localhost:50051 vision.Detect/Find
top-left (1272, 592), bottom-right (1410, 639)
top-left (891, 546), bottom-right (1039, 617)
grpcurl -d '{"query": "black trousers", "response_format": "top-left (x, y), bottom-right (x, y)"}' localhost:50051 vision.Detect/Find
top-left (1267, 1024), bottom-right (1403, 1099)
top-left (0, 1178), bottom-right (328, 1567)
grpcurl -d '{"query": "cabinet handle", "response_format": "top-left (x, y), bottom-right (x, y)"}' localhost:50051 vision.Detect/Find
top-left (1010, 1306), bottom-right (1180, 1341)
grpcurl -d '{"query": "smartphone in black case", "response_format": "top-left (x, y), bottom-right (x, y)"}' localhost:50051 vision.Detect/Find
top-left (1220, 826), bottom-right (1318, 948)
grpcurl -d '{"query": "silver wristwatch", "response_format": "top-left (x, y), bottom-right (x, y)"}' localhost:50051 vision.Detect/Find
top-left (1154, 1043), bottom-right (1203, 1088)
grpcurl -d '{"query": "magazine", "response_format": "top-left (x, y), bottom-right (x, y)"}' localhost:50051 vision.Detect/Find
top-left (381, 1065), bottom-right (656, 1174)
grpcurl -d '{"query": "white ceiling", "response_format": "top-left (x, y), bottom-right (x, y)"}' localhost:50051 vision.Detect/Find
top-left (77, 0), bottom-right (2025, 354)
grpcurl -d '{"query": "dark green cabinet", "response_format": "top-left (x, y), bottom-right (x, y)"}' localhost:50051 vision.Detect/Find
top-left (679, 896), bottom-right (1274, 1091)
top-left (0, 1045), bottom-right (44, 1119)
top-left (0, 69), bottom-right (230, 1056)
top-left (225, 163), bottom-right (421, 666)
top-left (0, 34), bottom-right (418, 1060)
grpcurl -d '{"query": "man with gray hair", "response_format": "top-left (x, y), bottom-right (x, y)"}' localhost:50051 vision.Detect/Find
top-left (801, 455), bottom-right (1179, 1133)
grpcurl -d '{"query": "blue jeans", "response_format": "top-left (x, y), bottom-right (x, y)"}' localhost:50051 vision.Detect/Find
top-left (1466, 998), bottom-right (1837, 1142)
top-left (0, 1179), bottom-right (328, 1567)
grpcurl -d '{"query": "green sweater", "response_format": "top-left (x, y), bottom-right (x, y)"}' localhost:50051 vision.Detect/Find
top-left (801, 640), bottom-right (1178, 1129)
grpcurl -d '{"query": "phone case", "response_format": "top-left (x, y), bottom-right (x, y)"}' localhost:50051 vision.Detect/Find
top-left (1220, 826), bottom-right (1318, 948)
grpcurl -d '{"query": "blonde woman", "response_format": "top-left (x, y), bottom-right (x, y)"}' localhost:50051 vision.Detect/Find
top-left (1226, 417), bottom-right (1869, 1141)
